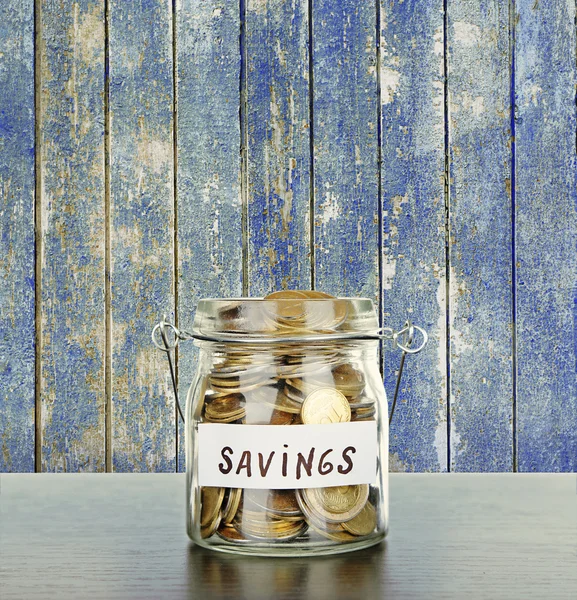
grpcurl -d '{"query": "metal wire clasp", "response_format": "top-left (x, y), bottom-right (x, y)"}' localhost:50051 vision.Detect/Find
top-left (152, 315), bottom-right (428, 425)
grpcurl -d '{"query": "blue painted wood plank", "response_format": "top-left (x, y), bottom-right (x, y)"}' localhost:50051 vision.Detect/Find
top-left (380, 0), bottom-right (447, 472)
top-left (176, 0), bottom-right (243, 472)
top-left (109, 0), bottom-right (175, 472)
top-left (39, 0), bottom-right (106, 471)
top-left (312, 1), bottom-right (379, 301)
top-left (246, 0), bottom-right (311, 294)
top-left (447, 1), bottom-right (513, 471)
top-left (0, 1), bottom-right (35, 472)
top-left (515, 0), bottom-right (577, 471)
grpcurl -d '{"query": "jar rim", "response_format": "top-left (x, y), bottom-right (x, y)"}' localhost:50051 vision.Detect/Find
top-left (191, 297), bottom-right (381, 343)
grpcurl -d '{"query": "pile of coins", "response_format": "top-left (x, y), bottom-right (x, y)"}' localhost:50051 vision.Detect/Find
top-left (197, 290), bottom-right (378, 545)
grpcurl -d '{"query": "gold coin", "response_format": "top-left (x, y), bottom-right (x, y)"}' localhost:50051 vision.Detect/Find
top-left (301, 388), bottom-right (351, 424)
top-left (234, 515), bottom-right (307, 541)
top-left (265, 290), bottom-right (310, 300)
top-left (264, 290), bottom-right (309, 321)
top-left (210, 377), bottom-right (275, 394)
top-left (285, 377), bottom-right (321, 396)
top-left (269, 409), bottom-right (294, 425)
top-left (307, 521), bottom-right (357, 543)
top-left (331, 363), bottom-right (366, 397)
top-left (352, 407), bottom-right (376, 421)
top-left (295, 489), bottom-right (343, 531)
top-left (246, 489), bottom-right (302, 517)
top-left (221, 488), bottom-right (242, 525)
top-left (341, 501), bottom-right (377, 536)
top-left (304, 485), bottom-right (369, 523)
top-left (204, 395), bottom-right (246, 420)
top-left (348, 396), bottom-right (375, 410)
top-left (300, 290), bottom-right (335, 299)
top-left (200, 509), bottom-right (222, 539)
top-left (200, 486), bottom-right (225, 527)
top-left (216, 524), bottom-right (252, 544)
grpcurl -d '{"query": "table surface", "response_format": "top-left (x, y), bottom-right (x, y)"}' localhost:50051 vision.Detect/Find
top-left (1, 474), bottom-right (576, 600)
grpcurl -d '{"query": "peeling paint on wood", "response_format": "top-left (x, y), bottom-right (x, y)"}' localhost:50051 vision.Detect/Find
top-left (380, 0), bottom-right (447, 472)
top-left (448, 1), bottom-right (513, 471)
top-left (313, 0), bottom-right (379, 301)
top-left (109, 0), bottom-right (175, 472)
top-left (39, 0), bottom-right (106, 471)
top-left (0, 1), bottom-right (35, 472)
top-left (246, 0), bottom-right (311, 294)
top-left (176, 0), bottom-right (243, 471)
top-left (2, 0), bottom-right (576, 474)
top-left (515, 0), bottom-right (577, 471)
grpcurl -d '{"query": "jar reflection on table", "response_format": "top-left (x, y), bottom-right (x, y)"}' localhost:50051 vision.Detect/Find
top-left (185, 295), bottom-right (389, 556)
top-left (187, 543), bottom-right (386, 599)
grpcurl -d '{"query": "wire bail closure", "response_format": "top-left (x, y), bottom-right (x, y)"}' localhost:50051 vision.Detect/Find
top-left (152, 315), bottom-right (428, 425)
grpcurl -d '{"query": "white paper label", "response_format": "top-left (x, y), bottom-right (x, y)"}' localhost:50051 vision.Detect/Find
top-left (197, 422), bottom-right (377, 489)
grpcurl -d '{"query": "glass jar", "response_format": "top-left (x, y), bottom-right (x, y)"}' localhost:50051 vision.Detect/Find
top-left (185, 296), bottom-right (388, 556)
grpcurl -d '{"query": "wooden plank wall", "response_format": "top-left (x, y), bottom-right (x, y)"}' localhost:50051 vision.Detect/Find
top-left (0, 0), bottom-right (36, 472)
top-left (1, 0), bottom-right (575, 473)
top-left (38, 0), bottom-right (107, 471)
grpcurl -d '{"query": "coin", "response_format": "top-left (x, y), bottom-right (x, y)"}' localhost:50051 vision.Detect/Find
top-left (331, 363), bottom-right (366, 398)
top-left (307, 521), bottom-right (358, 543)
top-left (269, 409), bottom-right (294, 425)
top-left (216, 524), bottom-right (252, 544)
top-left (348, 396), bottom-right (375, 410)
top-left (204, 394), bottom-right (246, 422)
top-left (352, 407), bottom-right (376, 421)
top-left (200, 486), bottom-right (225, 527)
top-left (209, 377), bottom-right (275, 394)
top-left (303, 485), bottom-right (369, 523)
top-left (234, 513), bottom-right (307, 541)
top-left (221, 488), bottom-right (242, 524)
top-left (263, 290), bottom-right (309, 322)
top-left (246, 489), bottom-right (302, 517)
top-left (295, 489), bottom-right (342, 531)
top-left (301, 388), bottom-right (351, 424)
top-left (201, 509), bottom-right (222, 539)
top-left (283, 383), bottom-right (305, 403)
top-left (341, 501), bottom-right (377, 536)
top-left (301, 291), bottom-right (334, 299)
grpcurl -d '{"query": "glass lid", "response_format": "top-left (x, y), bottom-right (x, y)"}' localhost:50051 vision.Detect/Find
top-left (192, 291), bottom-right (380, 343)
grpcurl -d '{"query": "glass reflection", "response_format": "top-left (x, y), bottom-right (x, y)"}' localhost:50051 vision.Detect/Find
top-left (187, 541), bottom-right (386, 599)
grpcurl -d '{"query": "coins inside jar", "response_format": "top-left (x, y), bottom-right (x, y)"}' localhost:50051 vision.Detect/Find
top-left (196, 290), bottom-right (379, 546)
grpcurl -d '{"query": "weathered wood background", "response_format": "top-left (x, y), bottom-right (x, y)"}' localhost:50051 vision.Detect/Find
top-left (1, 0), bottom-right (575, 473)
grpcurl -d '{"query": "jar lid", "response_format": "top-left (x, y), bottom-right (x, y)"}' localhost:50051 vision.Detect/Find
top-left (192, 295), bottom-right (380, 343)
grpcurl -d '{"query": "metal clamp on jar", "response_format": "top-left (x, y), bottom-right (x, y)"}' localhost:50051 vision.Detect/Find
top-left (153, 291), bottom-right (427, 557)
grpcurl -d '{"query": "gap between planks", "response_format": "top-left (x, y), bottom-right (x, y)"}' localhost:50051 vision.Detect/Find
top-left (33, 0), bottom-right (42, 473)
top-left (443, 0), bottom-right (451, 473)
top-left (509, 0), bottom-right (518, 473)
top-left (104, 0), bottom-right (112, 474)
top-left (172, 0), bottom-right (180, 473)
top-left (240, 0), bottom-right (249, 297)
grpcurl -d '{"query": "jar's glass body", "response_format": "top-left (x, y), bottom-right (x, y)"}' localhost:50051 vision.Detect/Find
top-left (185, 338), bottom-right (389, 557)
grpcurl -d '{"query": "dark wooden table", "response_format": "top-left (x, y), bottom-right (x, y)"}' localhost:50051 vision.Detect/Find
top-left (1, 474), bottom-right (575, 599)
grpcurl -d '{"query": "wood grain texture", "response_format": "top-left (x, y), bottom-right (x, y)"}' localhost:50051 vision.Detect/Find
top-left (312, 0), bottom-right (379, 301)
top-left (176, 0), bottom-right (244, 471)
top-left (379, 0), bottom-right (447, 472)
top-left (109, 0), bottom-right (175, 472)
top-left (38, 0), bottom-right (106, 471)
top-left (246, 0), bottom-right (311, 294)
top-left (0, 1), bottom-right (35, 472)
top-left (447, 1), bottom-right (513, 471)
top-left (515, 0), bottom-right (577, 471)
top-left (1, 474), bottom-right (576, 599)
